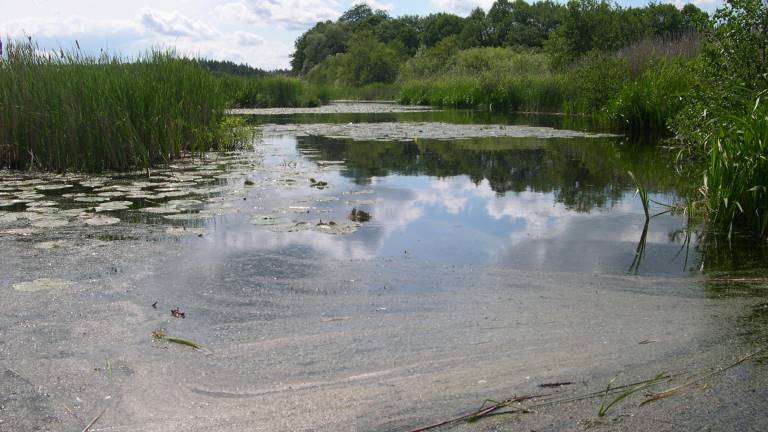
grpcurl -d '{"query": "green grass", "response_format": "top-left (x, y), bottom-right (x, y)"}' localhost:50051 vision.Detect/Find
top-left (702, 93), bottom-right (768, 238)
top-left (0, 40), bottom-right (237, 172)
top-left (223, 75), bottom-right (330, 108)
top-left (399, 73), bottom-right (569, 112)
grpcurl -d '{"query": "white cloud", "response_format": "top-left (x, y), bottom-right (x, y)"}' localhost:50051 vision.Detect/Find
top-left (429, 0), bottom-right (494, 15)
top-left (215, 0), bottom-right (342, 30)
top-left (140, 8), bottom-right (219, 38)
top-left (0, 16), bottom-right (141, 39)
top-left (353, 0), bottom-right (394, 13)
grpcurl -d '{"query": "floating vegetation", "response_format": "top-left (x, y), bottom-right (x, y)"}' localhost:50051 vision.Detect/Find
top-left (95, 201), bottom-right (133, 212)
top-left (346, 199), bottom-right (375, 206)
top-left (74, 196), bottom-right (110, 203)
top-left (263, 122), bottom-right (619, 141)
top-left (33, 240), bottom-right (74, 250)
top-left (3, 228), bottom-right (36, 236)
top-left (309, 178), bottom-right (329, 189)
top-left (140, 206), bottom-right (181, 215)
top-left (34, 184), bottom-right (73, 191)
top-left (349, 208), bottom-right (371, 223)
top-left (249, 214), bottom-right (280, 225)
top-left (163, 213), bottom-right (209, 221)
top-left (269, 221), bottom-right (313, 233)
top-left (83, 216), bottom-right (121, 226)
top-left (13, 278), bottom-right (71, 292)
top-left (314, 221), bottom-right (359, 235)
top-left (151, 329), bottom-right (201, 350)
top-left (165, 227), bottom-right (208, 236)
top-left (31, 218), bottom-right (68, 228)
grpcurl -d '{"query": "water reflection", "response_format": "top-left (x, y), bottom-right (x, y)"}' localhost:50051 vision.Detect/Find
top-left (195, 131), bottom-right (701, 275)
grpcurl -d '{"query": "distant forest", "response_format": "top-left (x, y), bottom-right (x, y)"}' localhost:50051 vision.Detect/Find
top-left (290, 0), bottom-right (708, 85)
top-left (197, 59), bottom-right (288, 77)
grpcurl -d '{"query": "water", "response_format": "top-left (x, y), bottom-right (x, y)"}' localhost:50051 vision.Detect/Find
top-left (2, 105), bottom-right (768, 431)
top-left (2, 109), bottom-right (765, 277)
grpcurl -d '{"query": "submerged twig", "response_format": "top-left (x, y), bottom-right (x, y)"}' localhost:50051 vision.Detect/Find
top-left (407, 394), bottom-right (545, 432)
top-left (152, 329), bottom-right (201, 350)
top-left (82, 406), bottom-right (107, 432)
top-left (641, 347), bottom-right (768, 406)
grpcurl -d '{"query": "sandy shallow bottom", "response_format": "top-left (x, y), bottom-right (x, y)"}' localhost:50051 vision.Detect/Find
top-left (1, 231), bottom-right (766, 432)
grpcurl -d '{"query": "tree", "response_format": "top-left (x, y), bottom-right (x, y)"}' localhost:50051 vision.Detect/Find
top-left (458, 8), bottom-right (490, 48)
top-left (421, 13), bottom-right (465, 47)
top-left (343, 33), bottom-right (401, 85)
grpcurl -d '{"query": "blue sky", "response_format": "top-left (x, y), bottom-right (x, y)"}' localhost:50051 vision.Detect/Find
top-left (1, 0), bottom-right (722, 70)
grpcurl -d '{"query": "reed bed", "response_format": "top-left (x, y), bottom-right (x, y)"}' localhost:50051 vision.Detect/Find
top-left (0, 40), bottom-right (233, 172)
top-left (703, 93), bottom-right (768, 237)
top-left (222, 75), bottom-right (330, 108)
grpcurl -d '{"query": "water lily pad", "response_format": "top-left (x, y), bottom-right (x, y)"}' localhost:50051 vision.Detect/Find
top-left (125, 193), bottom-right (159, 199)
top-left (269, 221), bottom-right (313, 232)
top-left (84, 216), bottom-right (120, 226)
top-left (163, 213), bottom-right (209, 221)
top-left (157, 190), bottom-right (190, 198)
top-left (27, 200), bottom-right (58, 207)
top-left (166, 199), bottom-right (203, 209)
top-left (34, 184), bottom-right (73, 191)
top-left (0, 199), bottom-right (28, 207)
top-left (97, 191), bottom-right (126, 198)
top-left (95, 201), bottom-right (132, 212)
top-left (249, 214), bottom-right (280, 225)
top-left (62, 193), bottom-right (87, 199)
top-left (31, 218), bottom-right (68, 228)
top-left (13, 278), bottom-right (71, 292)
top-left (345, 199), bottom-right (375, 206)
top-left (0, 214), bottom-right (19, 224)
top-left (34, 240), bottom-right (74, 250)
top-left (74, 196), bottom-right (110, 203)
top-left (140, 206), bottom-right (180, 214)
top-left (3, 228), bottom-right (37, 235)
top-left (313, 221), bottom-right (359, 235)
top-left (165, 227), bottom-right (208, 236)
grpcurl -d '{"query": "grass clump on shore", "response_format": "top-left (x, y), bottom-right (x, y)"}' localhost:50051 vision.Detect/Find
top-left (222, 75), bottom-right (330, 108)
top-left (0, 40), bottom-right (236, 172)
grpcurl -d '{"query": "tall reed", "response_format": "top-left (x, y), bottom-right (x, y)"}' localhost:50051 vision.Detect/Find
top-left (0, 39), bottom-right (232, 172)
top-left (702, 93), bottom-right (768, 237)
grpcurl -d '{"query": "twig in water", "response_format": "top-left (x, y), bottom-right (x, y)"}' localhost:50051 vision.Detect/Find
top-left (82, 406), bottom-right (107, 432)
top-left (641, 347), bottom-right (768, 406)
top-left (598, 372), bottom-right (669, 417)
top-left (407, 394), bottom-right (545, 432)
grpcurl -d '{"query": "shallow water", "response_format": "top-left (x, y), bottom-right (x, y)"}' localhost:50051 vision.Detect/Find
top-left (2, 105), bottom-right (767, 431)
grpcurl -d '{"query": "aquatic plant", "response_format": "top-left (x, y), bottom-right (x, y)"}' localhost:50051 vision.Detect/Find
top-left (0, 39), bottom-right (235, 172)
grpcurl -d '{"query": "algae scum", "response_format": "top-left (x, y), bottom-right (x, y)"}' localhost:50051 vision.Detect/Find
top-left (2, 105), bottom-right (767, 431)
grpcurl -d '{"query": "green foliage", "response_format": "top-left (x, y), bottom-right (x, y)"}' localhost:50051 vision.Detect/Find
top-left (605, 58), bottom-right (695, 132)
top-left (344, 33), bottom-right (401, 85)
top-left (702, 95), bottom-right (768, 237)
top-left (565, 52), bottom-right (629, 114)
top-left (0, 40), bottom-right (234, 172)
top-left (672, 0), bottom-right (768, 237)
top-left (421, 13), bottom-right (465, 47)
top-left (224, 75), bottom-right (327, 108)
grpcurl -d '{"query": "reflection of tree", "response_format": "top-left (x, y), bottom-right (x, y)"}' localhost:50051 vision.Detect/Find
top-left (297, 135), bottom-right (685, 212)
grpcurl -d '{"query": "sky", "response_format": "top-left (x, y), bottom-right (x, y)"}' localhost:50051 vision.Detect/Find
top-left (1, 0), bottom-right (722, 70)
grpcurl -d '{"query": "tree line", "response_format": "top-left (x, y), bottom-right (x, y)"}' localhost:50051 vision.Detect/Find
top-left (290, 0), bottom-right (709, 84)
